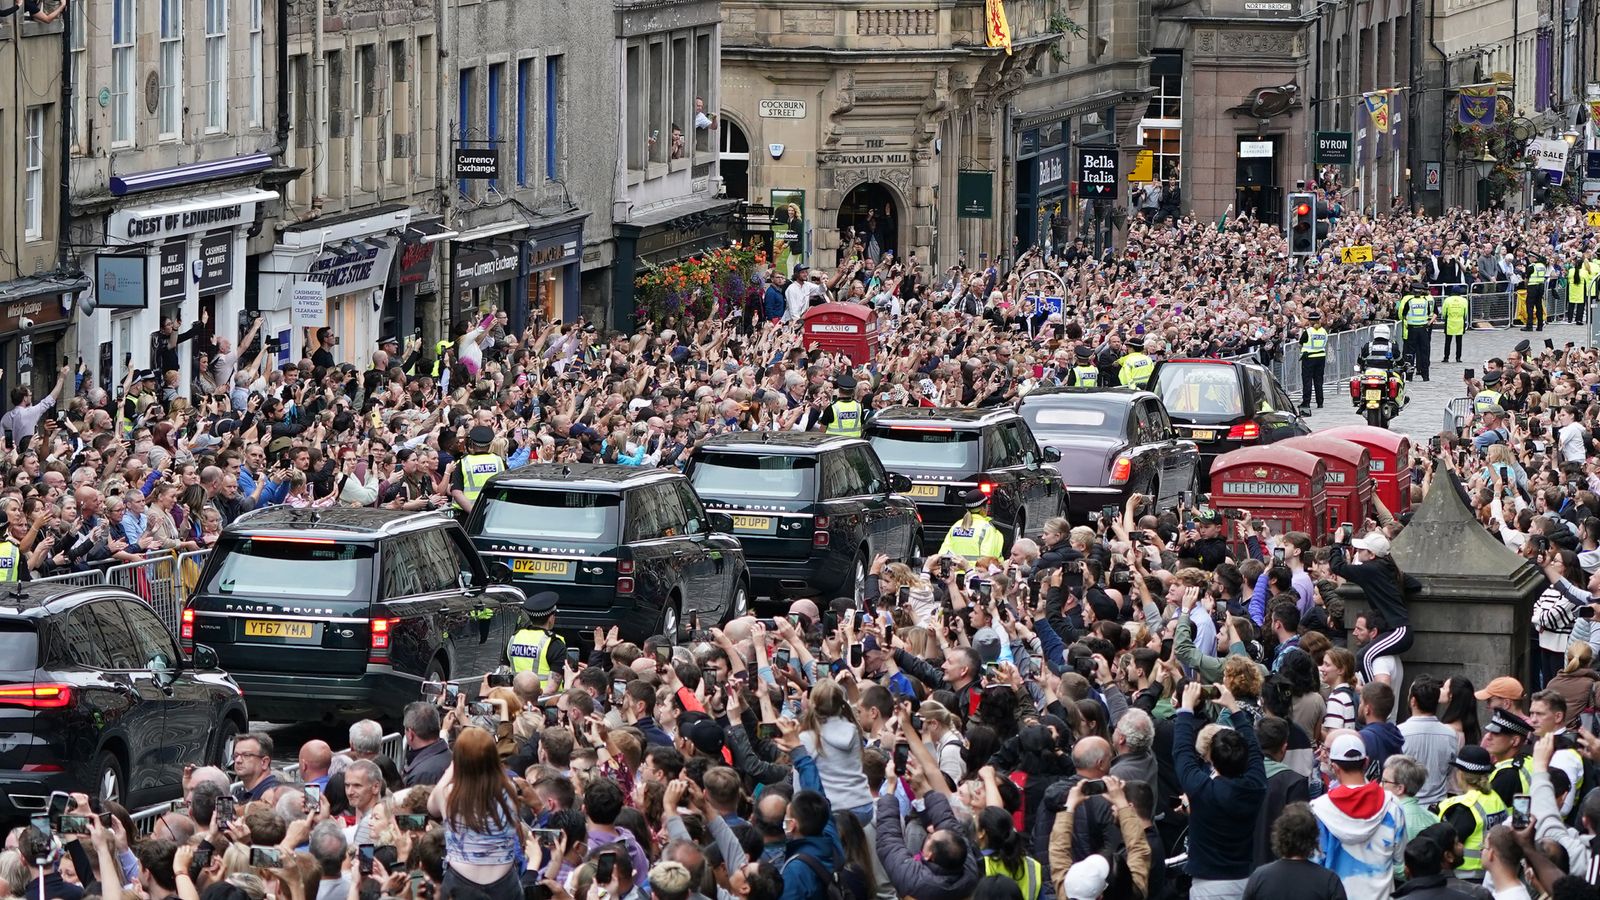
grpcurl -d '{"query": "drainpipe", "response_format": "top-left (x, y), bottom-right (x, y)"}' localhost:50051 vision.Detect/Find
top-left (276, 0), bottom-right (289, 150)
top-left (58, 0), bottom-right (73, 270)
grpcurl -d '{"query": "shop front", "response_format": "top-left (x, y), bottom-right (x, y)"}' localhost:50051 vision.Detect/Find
top-left (1012, 118), bottom-right (1071, 253)
top-left (82, 187), bottom-right (275, 388)
top-left (0, 277), bottom-right (85, 400)
top-left (451, 228), bottom-right (527, 331)
top-left (612, 198), bottom-right (738, 328)
top-left (388, 217), bottom-right (456, 347)
top-left (258, 205), bottom-right (411, 366)
top-left (523, 217), bottom-right (586, 329)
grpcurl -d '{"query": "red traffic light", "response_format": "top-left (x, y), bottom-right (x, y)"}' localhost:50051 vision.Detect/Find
top-left (1294, 203), bottom-right (1312, 216)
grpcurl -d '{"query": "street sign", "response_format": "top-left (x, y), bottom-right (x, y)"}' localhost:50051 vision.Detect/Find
top-left (1586, 211), bottom-right (1600, 227)
top-left (454, 147), bottom-right (499, 180)
top-left (292, 282), bottom-right (327, 326)
top-left (1077, 147), bottom-right (1117, 199)
top-left (1340, 245), bottom-right (1374, 264)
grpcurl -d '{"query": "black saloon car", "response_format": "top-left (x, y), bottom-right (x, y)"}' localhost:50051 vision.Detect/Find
top-left (866, 406), bottom-right (1067, 552)
top-left (1147, 358), bottom-right (1311, 484)
top-left (0, 583), bottom-right (247, 817)
top-left (184, 508), bottom-right (525, 723)
top-left (465, 464), bottom-right (750, 643)
top-left (684, 432), bottom-right (921, 601)
top-left (1017, 386), bottom-right (1200, 521)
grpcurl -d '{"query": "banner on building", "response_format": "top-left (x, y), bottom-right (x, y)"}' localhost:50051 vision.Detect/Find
top-left (1458, 84), bottom-right (1498, 127)
top-left (985, 0), bottom-right (1012, 54)
top-left (957, 171), bottom-right (994, 219)
top-left (770, 189), bottom-right (805, 276)
top-left (291, 282), bottom-right (327, 327)
top-left (1314, 132), bottom-right (1352, 164)
top-left (1077, 146), bottom-right (1117, 199)
top-left (1589, 100), bottom-right (1600, 127)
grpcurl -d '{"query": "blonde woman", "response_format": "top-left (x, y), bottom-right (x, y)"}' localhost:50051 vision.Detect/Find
top-left (1545, 641), bottom-right (1600, 731)
top-left (917, 700), bottom-right (966, 788)
top-left (797, 679), bottom-right (874, 819)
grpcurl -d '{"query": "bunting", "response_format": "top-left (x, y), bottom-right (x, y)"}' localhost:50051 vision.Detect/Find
top-left (986, 0), bottom-right (1013, 54)
top-left (1459, 84), bottom-right (1498, 127)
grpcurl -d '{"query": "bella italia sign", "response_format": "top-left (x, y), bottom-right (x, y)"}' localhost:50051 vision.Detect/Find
top-left (1078, 147), bottom-right (1117, 199)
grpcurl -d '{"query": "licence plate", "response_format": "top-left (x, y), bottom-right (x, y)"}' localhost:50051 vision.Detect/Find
top-left (513, 558), bottom-right (573, 577)
top-left (1188, 429), bottom-right (1216, 442)
top-left (244, 620), bottom-right (314, 639)
top-left (1365, 389), bottom-right (1381, 402)
top-left (907, 484), bottom-right (942, 499)
top-left (731, 515), bottom-right (773, 532)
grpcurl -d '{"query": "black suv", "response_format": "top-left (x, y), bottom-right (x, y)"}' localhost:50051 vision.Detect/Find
top-left (464, 464), bottom-right (750, 644)
top-left (866, 407), bottom-right (1068, 552)
top-left (1147, 358), bottom-right (1311, 485)
top-left (0, 583), bottom-right (247, 817)
top-left (184, 508), bottom-right (525, 723)
top-left (684, 433), bottom-right (921, 601)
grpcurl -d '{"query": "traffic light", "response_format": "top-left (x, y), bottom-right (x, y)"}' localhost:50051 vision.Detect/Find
top-left (1532, 169), bottom-right (1551, 205)
top-left (1314, 198), bottom-right (1334, 245)
top-left (1287, 192), bottom-right (1316, 256)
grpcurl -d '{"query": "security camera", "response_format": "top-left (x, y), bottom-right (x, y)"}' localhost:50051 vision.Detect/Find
top-left (18, 317), bottom-right (33, 330)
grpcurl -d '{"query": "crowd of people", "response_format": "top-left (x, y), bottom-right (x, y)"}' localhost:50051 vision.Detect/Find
top-left (11, 197), bottom-right (1600, 900)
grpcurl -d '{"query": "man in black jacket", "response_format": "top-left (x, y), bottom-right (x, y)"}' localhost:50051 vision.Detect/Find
top-left (1251, 717), bottom-right (1311, 868)
top-left (1032, 736), bottom-right (1123, 888)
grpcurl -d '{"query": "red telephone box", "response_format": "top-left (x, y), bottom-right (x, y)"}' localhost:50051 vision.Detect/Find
top-left (1280, 436), bottom-right (1375, 537)
top-left (1209, 446), bottom-right (1328, 544)
top-left (1318, 426), bottom-right (1414, 516)
top-left (802, 303), bottom-right (879, 365)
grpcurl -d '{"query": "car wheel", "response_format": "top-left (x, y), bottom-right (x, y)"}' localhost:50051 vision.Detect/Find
top-left (725, 579), bottom-right (750, 623)
top-left (95, 751), bottom-right (124, 808)
top-left (211, 717), bottom-right (240, 770)
top-left (423, 657), bottom-right (447, 685)
top-left (660, 596), bottom-right (682, 645)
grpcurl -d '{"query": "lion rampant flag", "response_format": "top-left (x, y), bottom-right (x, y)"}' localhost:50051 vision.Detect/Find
top-left (986, 0), bottom-right (1013, 54)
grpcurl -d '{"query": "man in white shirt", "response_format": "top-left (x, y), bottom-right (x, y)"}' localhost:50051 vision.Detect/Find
top-left (0, 363), bottom-right (70, 447)
top-left (1556, 405), bottom-right (1588, 464)
top-left (783, 263), bottom-right (812, 322)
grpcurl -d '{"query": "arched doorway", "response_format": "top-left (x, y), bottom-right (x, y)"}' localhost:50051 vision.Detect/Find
top-left (837, 182), bottom-right (899, 261)
top-left (719, 119), bottom-right (750, 201)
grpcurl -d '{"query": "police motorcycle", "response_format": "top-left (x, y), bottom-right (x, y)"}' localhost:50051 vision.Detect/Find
top-left (1347, 324), bottom-right (1411, 429)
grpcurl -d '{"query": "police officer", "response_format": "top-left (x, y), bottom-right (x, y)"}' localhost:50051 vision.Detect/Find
top-left (1117, 336), bottom-right (1155, 389)
top-left (451, 425), bottom-right (506, 516)
top-left (1483, 709), bottom-right (1533, 806)
top-left (0, 534), bottom-right (19, 583)
top-left (821, 372), bottom-right (864, 436)
top-left (1523, 254), bottom-right (1547, 332)
top-left (936, 489), bottom-right (1004, 562)
top-left (1399, 282), bottom-right (1434, 381)
top-left (1474, 369), bottom-right (1507, 416)
top-left (1068, 345), bottom-right (1099, 387)
top-left (507, 590), bottom-right (566, 691)
top-left (1297, 310), bottom-right (1328, 413)
top-left (1441, 287), bottom-right (1469, 363)
top-left (1439, 745), bottom-right (1509, 884)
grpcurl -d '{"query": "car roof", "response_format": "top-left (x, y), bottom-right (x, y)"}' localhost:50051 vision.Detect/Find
top-left (1158, 358), bottom-right (1260, 371)
top-left (226, 507), bottom-right (450, 541)
top-left (0, 583), bottom-right (158, 619)
top-left (869, 405), bottom-right (1018, 428)
top-left (698, 432), bottom-right (865, 455)
top-left (1020, 386), bottom-right (1155, 407)
top-left (489, 462), bottom-right (682, 491)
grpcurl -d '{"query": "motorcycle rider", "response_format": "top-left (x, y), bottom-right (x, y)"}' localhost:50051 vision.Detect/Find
top-left (1355, 324), bottom-right (1407, 413)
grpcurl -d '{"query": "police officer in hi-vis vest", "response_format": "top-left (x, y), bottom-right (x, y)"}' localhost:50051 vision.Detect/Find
top-left (1398, 282), bottom-right (1435, 382)
top-left (1523, 254), bottom-right (1547, 332)
top-left (821, 371), bottom-right (866, 436)
top-left (451, 425), bottom-right (506, 517)
top-left (1067, 345), bottom-right (1099, 387)
top-left (936, 489), bottom-right (1005, 562)
top-left (1296, 310), bottom-right (1329, 413)
top-left (507, 590), bottom-right (566, 691)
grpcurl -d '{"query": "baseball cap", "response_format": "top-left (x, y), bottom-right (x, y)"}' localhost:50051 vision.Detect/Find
top-left (1351, 532), bottom-right (1391, 557)
top-left (684, 719), bottom-right (726, 757)
top-left (1193, 508), bottom-right (1222, 525)
top-left (1328, 733), bottom-right (1367, 763)
top-left (1060, 854), bottom-right (1110, 900)
top-left (972, 628), bottom-right (1004, 664)
top-left (1475, 676), bottom-right (1525, 703)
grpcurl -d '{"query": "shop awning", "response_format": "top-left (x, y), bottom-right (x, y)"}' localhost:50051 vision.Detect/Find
top-left (0, 273), bottom-right (90, 302)
top-left (452, 220), bottom-right (529, 244)
top-left (405, 219), bottom-right (458, 244)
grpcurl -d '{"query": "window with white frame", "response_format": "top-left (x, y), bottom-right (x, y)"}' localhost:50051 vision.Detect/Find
top-left (205, 0), bottom-right (228, 131)
top-left (249, 0), bottom-right (263, 127)
top-left (111, 0), bottom-right (135, 144)
top-left (1138, 50), bottom-right (1183, 185)
top-left (159, 0), bottom-right (182, 137)
top-left (24, 106), bottom-right (44, 240)
top-left (694, 31), bottom-right (712, 154)
top-left (69, 7), bottom-right (86, 153)
top-left (353, 45), bottom-right (374, 189)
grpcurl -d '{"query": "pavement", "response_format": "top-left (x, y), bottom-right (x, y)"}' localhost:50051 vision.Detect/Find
top-left (1298, 320), bottom-right (1591, 440)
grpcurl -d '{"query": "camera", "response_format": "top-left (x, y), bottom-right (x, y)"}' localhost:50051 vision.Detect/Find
top-left (250, 846), bottom-right (283, 869)
top-left (1109, 570), bottom-right (1133, 588)
top-left (487, 666), bottom-right (513, 688)
top-left (1198, 685), bottom-right (1222, 701)
top-left (1220, 508), bottom-right (1246, 521)
top-left (396, 814), bottom-right (429, 832)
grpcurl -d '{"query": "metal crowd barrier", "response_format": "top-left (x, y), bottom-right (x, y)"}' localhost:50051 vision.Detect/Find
top-left (1444, 398), bottom-right (1474, 435)
top-left (128, 731), bottom-right (406, 834)
top-left (1468, 282), bottom-right (1515, 329)
top-left (1268, 323), bottom-right (1381, 397)
top-left (29, 550), bottom-right (209, 636)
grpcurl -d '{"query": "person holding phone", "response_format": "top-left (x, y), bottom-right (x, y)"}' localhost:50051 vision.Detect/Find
top-left (425, 728), bottom-right (524, 900)
top-left (1329, 529), bottom-right (1420, 685)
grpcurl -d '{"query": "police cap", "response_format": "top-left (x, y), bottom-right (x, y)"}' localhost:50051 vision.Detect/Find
top-left (468, 425), bottom-right (495, 446)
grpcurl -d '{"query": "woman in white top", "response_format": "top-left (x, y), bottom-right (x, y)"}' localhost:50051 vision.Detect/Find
top-left (1318, 646), bottom-right (1359, 742)
top-left (797, 678), bottom-right (874, 819)
top-left (916, 700), bottom-right (966, 789)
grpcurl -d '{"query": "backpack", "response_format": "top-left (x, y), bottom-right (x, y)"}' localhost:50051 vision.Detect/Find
top-left (788, 853), bottom-right (859, 900)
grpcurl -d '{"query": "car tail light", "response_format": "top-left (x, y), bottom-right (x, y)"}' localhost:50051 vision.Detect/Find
top-left (1227, 422), bottom-right (1260, 441)
top-left (368, 618), bottom-right (394, 663)
top-left (180, 608), bottom-right (194, 641)
top-left (616, 576), bottom-right (635, 595)
top-left (814, 515), bottom-right (830, 548)
top-left (20, 763), bottom-right (64, 773)
top-left (618, 559), bottom-right (635, 575)
top-left (1109, 457), bottom-right (1132, 485)
top-left (0, 684), bottom-right (72, 709)
top-left (978, 481), bottom-right (994, 496)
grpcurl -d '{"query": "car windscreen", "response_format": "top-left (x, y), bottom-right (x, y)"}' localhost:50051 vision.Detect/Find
top-left (0, 623), bottom-right (36, 674)
top-left (477, 488), bottom-right (621, 542)
top-left (867, 427), bottom-right (981, 471)
top-left (689, 452), bottom-right (817, 500)
top-left (1020, 403), bottom-right (1125, 436)
top-left (1152, 365), bottom-right (1246, 418)
top-left (204, 538), bottom-right (373, 600)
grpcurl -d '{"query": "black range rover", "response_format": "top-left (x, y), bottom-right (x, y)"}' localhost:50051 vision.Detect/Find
top-left (683, 432), bottom-right (921, 602)
top-left (183, 508), bottom-right (525, 723)
top-left (464, 464), bottom-right (750, 644)
top-left (866, 406), bottom-right (1068, 552)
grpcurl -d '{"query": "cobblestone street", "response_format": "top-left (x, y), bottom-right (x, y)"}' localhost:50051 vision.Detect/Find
top-left (1304, 320), bottom-right (1591, 440)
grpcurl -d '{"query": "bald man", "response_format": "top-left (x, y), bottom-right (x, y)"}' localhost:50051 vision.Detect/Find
top-left (299, 740), bottom-right (334, 788)
top-left (185, 765), bottom-right (231, 805)
top-left (1035, 735), bottom-right (1123, 882)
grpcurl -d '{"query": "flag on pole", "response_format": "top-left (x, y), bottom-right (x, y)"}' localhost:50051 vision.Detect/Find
top-left (985, 0), bottom-right (1013, 54)
top-left (1364, 91), bottom-right (1391, 158)
top-left (1588, 99), bottom-right (1600, 127)
top-left (1458, 84), bottom-right (1498, 127)
top-left (1217, 203), bottom-right (1233, 233)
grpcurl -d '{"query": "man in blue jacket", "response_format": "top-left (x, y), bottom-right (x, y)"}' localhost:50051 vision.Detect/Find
top-left (1174, 681), bottom-right (1267, 899)
top-left (764, 273), bottom-right (789, 322)
top-left (770, 719), bottom-right (842, 900)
